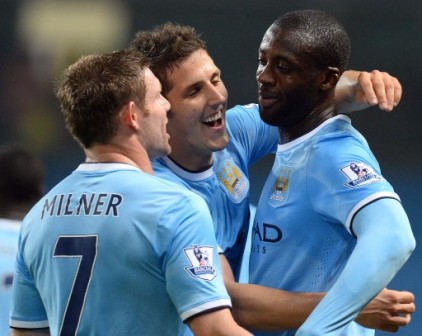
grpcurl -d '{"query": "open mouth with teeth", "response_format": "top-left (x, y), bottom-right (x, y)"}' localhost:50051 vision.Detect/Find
top-left (203, 110), bottom-right (223, 127)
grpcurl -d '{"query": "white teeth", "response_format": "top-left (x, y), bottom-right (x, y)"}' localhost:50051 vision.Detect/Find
top-left (203, 110), bottom-right (222, 123)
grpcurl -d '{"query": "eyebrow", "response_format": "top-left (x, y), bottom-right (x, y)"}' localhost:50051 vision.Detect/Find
top-left (181, 81), bottom-right (202, 96)
top-left (180, 69), bottom-right (221, 96)
top-left (259, 48), bottom-right (298, 65)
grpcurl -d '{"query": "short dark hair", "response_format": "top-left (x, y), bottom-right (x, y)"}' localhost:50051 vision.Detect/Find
top-left (55, 49), bottom-right (149, 148)
top-left (0, 145), bottom-right (44, 215)
top-left (129, 22), bottom-right (207, 95)
top-left (272, 9), bottom-right (351, 73)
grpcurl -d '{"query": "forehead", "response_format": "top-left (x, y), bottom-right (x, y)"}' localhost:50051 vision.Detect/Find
top-left (167, 49), bottom-right (219, 89)
top-left (144, 68), bottom-right (161, 93)
top-left (260, 26), bottom-right (311, 60)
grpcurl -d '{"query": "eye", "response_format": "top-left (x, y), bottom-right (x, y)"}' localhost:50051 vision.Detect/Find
top-left (211, 74), bottom-right (221, 86)
top-left (187, 86), bottom-right (201, 97)
top-left (276, 60), bottom-right (291, 72)
top-left (257, 58), bottom-right (267, 66)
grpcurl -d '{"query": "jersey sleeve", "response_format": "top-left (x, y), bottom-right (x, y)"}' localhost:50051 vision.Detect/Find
top-left (9, 225), bottom-right (49, 329)
top-left (307, 131), bottom-right (400, 234)
top-left (296, 197), bottom-right (415, 336)
top-left (160, 193), bottom-right (231, 322)
top-left (226, 104), bottom-right (278, 165)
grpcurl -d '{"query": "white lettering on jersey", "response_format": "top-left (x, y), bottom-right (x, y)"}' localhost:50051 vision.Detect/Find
top-left (41, 193), bottom-right (123, 218)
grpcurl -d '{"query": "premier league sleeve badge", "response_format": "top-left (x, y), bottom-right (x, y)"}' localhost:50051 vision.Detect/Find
top-left (184, 245), bottom-right (217, 281)
top-left (341, 162), bottom-right (382, 188)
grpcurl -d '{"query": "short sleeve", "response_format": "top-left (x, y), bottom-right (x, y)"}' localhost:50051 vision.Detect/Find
top-left (9, 233), bottom-right (49, 328)
top-left (160, 194), bottom-right (231, 322)
top-left (307, 132), bottom-right (399, 233)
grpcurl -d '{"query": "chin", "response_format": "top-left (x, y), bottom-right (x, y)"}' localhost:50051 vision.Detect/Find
top-left (260, 113), bottom-right (278, 127)
top-left (219, 135), bottom-right (230, 148)
top-left (210, 138), bottom-right (229, 152)
top-left (151, 146), bottom-right (171, 160)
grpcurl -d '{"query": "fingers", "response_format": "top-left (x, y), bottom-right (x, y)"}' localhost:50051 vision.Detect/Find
top-left (383, 288), bottom-right (415, 304)
top-left (380, 313), bottom-right (412, 332)
top-left (358, 70), bottom-right (402, 111)
top-left (383, 290), bottom-right (415, 327)
top-left (357, 71), bottom-right (378, 106)
top-left (394, 290), bottom-right (415, 304)
top-left (374, 71), bottom-right (402, 110)
top-left (392, 76), bottom-right (403, 107)
top-left (357, 288), bottom-right (416, 331)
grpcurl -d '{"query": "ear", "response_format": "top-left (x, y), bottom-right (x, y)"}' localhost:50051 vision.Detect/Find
top-left (320, 67), bottom-right (340, 91)
top-left (121, 101), bottom-right (140, 130)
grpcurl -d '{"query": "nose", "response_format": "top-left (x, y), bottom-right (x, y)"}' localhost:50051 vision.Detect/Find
top-left (207, 83), bottom-right (227, 106)
top-left (162, 95), bottom-right (171, 112)
top-left (256, 64), bottom-right (275, 86)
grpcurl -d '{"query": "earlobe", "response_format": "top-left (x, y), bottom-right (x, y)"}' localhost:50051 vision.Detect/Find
top-left (321, 67), bottom-right (340, 90)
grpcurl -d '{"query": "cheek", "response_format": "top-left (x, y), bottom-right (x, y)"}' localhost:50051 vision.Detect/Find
top-left (166, 118), bottom-right (188, 137)
top-left (168, 102), bottom-right (202, 132)
top-left (219, 83), bottom-right (229, 98)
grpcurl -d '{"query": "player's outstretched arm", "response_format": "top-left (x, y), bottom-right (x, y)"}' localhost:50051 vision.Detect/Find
top-left (335, 70), bottom-right (402, 113)
top-left (222, 253), bottom-right (416, 332)
top-left (295, 199), bottom-right (415, 335)
top-left (220, 254), bottom-right (324, 331)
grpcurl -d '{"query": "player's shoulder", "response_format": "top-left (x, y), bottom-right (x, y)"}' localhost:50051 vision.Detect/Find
top-left (312, 115), bottom-right (367, 151)
top-left (152, 158), bottom-right (198, 190)
top-left (226, 103), bottom-right (273, 139)
top-left (321, 114), bottom-right (363, 136)
top-left (227, 103), bottom-right (259, 113)
top-left (306, 116), bottom-right (376, 174)
top-left (153, 174), bottom-right (207, 206)
top-left (226, 103), bottom-right (259, 121)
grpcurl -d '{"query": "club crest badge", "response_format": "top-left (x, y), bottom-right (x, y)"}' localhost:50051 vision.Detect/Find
top-left (341, 162), bottom-right (382, 188)
top-left (184, 245), bottom-right (217, 281)
top-left (269, 166), bottom-right (292, 202)
top-left (215, 152), bottom-right (248, 203)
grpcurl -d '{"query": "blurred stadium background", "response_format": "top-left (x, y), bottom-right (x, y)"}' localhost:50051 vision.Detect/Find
top-left (1, 1), bottom-right (420, 334)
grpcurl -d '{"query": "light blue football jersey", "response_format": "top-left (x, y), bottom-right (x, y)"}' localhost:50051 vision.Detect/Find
top-left (153, 104), bottom-right (278, 280)
top-left (10, 163), bottom-right (230, 335)
top-left (249, 115), bottom-right (399, 336)
top-left (0, 218), bottom-right (20, 336)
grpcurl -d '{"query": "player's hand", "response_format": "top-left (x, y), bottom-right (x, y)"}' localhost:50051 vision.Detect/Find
top-left (355, 288), bottom-right (415, 332)
top-left (356, 70), bottom-right (401, 111)
top-left (335, 70), bottom-right (402, 112)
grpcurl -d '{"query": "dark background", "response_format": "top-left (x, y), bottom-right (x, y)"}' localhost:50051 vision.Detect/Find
top-left (1, 1), bottom-right (420, 334)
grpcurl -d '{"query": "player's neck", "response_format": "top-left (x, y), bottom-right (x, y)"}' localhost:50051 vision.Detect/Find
top-left (168, 150), bottom-right (213, 173)
top-left (279, 102), bottom-right (336, 143)
top-left (84, 145), bottom-right (154, 175)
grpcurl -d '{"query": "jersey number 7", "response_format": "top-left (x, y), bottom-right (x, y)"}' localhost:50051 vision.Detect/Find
top-left (54, 235), bottom-right (98, 335)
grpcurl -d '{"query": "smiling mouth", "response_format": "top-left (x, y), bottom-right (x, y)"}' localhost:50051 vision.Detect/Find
top-left (203, 110), bottom-right (223, 127)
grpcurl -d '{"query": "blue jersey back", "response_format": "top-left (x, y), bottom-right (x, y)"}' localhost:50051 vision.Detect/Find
top-left (10, 163), bottom-right (230, 335)
top-left (153, 104), bottom-right (278, 280)
top-left (250, 115), bottom-right (399, 336)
